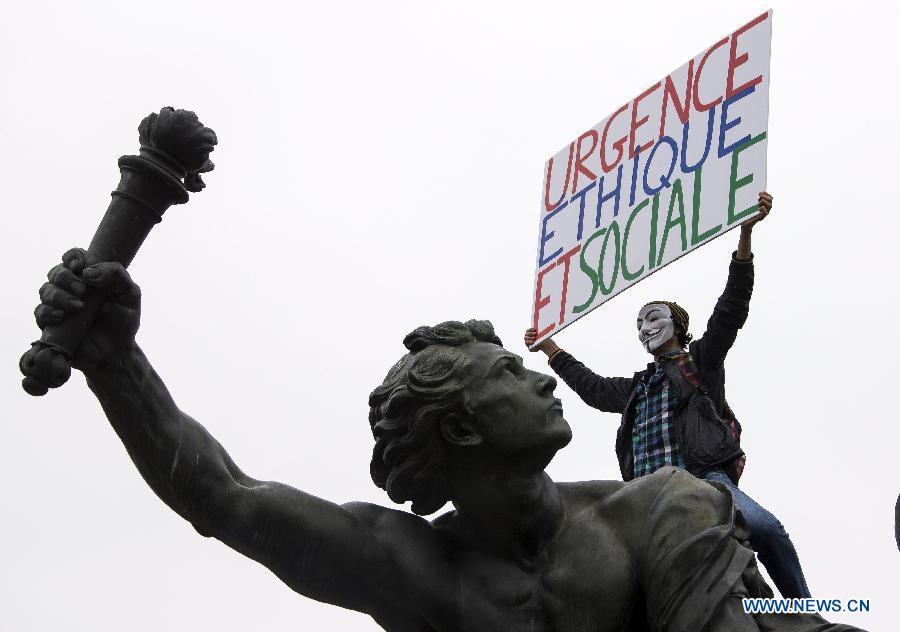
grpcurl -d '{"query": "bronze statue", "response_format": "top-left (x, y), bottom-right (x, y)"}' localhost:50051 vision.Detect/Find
top-left (20, 110), bottom-right (864, 632)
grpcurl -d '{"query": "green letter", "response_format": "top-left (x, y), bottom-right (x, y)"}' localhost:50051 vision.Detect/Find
top-left (690, 166), bottom-right (721, 245)
top-left (622, 199), bottom-right (648, 281)
top-left (727, 131), bottom-right (767, 225)
top-left (656, 179), bottom-right (687, 267)
top-left (648, 194), bottom-right (659, 270)
top-left (599, 220), bottom-right (621, 296)
top-left (573, 227), bottom-right (605, 313)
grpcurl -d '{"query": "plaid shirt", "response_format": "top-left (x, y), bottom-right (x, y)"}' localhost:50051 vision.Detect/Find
top-left (631, 352), bottom-right (692, 477)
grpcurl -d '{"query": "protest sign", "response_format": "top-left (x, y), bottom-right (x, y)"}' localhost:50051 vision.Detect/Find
top-left (531, 10), bottom-right (772, 344)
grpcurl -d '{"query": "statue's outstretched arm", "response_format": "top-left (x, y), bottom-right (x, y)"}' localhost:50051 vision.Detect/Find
top-left (29, 254), bottom-right (434, 616)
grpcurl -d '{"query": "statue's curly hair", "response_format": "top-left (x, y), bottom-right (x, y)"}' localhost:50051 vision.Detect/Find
top-left (368, 320), bottom-right (502, 515)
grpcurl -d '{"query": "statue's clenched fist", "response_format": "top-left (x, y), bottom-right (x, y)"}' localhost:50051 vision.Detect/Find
top-left (23, 248), bottom-right (142, 386)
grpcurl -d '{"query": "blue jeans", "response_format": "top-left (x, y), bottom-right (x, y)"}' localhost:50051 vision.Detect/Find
top-left (703, 469), bottom-right (811, 599)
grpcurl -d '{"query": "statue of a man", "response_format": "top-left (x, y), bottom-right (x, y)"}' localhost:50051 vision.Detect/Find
top-left (29, 255), bottom-right (862, 631)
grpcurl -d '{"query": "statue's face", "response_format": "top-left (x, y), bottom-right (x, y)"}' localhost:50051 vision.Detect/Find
top-left (460, 342), bottom-right (572, 459)
top-left (637, 303), bottom-right (676, 354)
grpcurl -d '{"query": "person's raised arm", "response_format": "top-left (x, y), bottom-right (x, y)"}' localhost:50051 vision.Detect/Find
top-left (524, 327), bottom-right (633, 414)
top-left (692, 192), bottom-right (772, 370)
top-left (29, 249), bottom-right (434, 617)
top-left (735, 191), bottom-right (771, 261)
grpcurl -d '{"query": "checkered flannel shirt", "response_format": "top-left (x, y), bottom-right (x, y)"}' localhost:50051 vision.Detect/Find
top-left (631, 351), bottom-right (695, 478)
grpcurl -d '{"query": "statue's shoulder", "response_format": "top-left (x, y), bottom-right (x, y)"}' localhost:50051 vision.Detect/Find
top-left (559, 467), bottom-right (696, 503)
top-left (557, 479), bottom-right (628, 506)
top-left (343, 501), bottom-right (447, 545)
top-left (630, 466), bottom-right (711, 495)
top-left (620, 467), bottom-right (725, 514)
top-left (430, 508), bottom-right (458, 530)
top-left (559, 468), bottom-right (725, 526)
top-left (621, 468), bottom-right (734, 545)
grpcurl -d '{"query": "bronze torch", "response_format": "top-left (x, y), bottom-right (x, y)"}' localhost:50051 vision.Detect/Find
top-left (20, 107), bottom-right (217, 395)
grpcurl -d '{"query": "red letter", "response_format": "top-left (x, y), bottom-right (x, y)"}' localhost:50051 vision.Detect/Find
top-left (693, 37), bottom-right (728, 112)
top-left (659, 60), bottom-right (694, 138)
top-left (544, 143), bottom-right (574, 212)
top-left (572, 130), bottom-right (599, 194)
top-left (600, 104), bottom-right (628, 173)
top-left (533, 263), bottom-right (557, 338)
top-left (629, 82), bottom-right (661, 159)
top-left (556, 246), bottom-right (581, 325)
top-left (726, 11), bottom-right (768, 99)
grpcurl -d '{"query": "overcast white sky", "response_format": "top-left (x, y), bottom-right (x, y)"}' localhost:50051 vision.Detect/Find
top-left (2, 1), bottom-right (896, 630)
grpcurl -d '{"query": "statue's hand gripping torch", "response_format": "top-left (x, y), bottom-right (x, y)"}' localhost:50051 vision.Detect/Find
top-left (19, 107), bottom-right (217, 396)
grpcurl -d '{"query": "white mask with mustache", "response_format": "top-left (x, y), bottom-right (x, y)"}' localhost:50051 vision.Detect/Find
top-left (637, 303), bottom-right (675, 353)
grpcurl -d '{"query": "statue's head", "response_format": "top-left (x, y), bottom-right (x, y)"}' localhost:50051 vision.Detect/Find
top-left (368, 320), bottom-right (571, 515)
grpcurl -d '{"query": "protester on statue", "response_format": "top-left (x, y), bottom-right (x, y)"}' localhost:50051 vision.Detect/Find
top-left (525, 191), bottom-right (811, 600)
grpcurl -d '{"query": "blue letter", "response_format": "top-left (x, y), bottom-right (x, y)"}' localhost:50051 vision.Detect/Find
top-left (595, 165), bottom-right (623, 228)
top-left (629, 145), bottom-right (641, 207)
top-left (718, 85), bottom-right (756, 158)
top-left (571, 181), bottom-right (596, 241)
top-left (539, 201), bottom-right (567, 266)
top-left (643, 136), bottom-right (678, 196)
top-left (681, 107), bottom-right (715, 173)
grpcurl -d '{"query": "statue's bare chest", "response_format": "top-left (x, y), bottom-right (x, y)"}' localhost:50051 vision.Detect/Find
top-left (417, 519), bottom-right (639, 632)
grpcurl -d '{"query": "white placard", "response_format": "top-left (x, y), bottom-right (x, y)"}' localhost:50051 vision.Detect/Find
top-left (531, 10), bottom-right (772, 344)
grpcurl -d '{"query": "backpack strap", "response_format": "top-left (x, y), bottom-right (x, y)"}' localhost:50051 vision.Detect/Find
top-left (676, 355), bottom-right (746, 482)
top-left (672, 354), bottom-right (703, 391)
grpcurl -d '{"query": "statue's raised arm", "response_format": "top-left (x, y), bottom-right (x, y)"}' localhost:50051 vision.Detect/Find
top-left (19, 111), bottom-right (440, 621)
top-left (31, 242), bottom-right (448, 627)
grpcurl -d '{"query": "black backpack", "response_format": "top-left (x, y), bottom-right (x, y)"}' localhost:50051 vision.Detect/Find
top-left (676, 363), bottom-right (745, 484)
